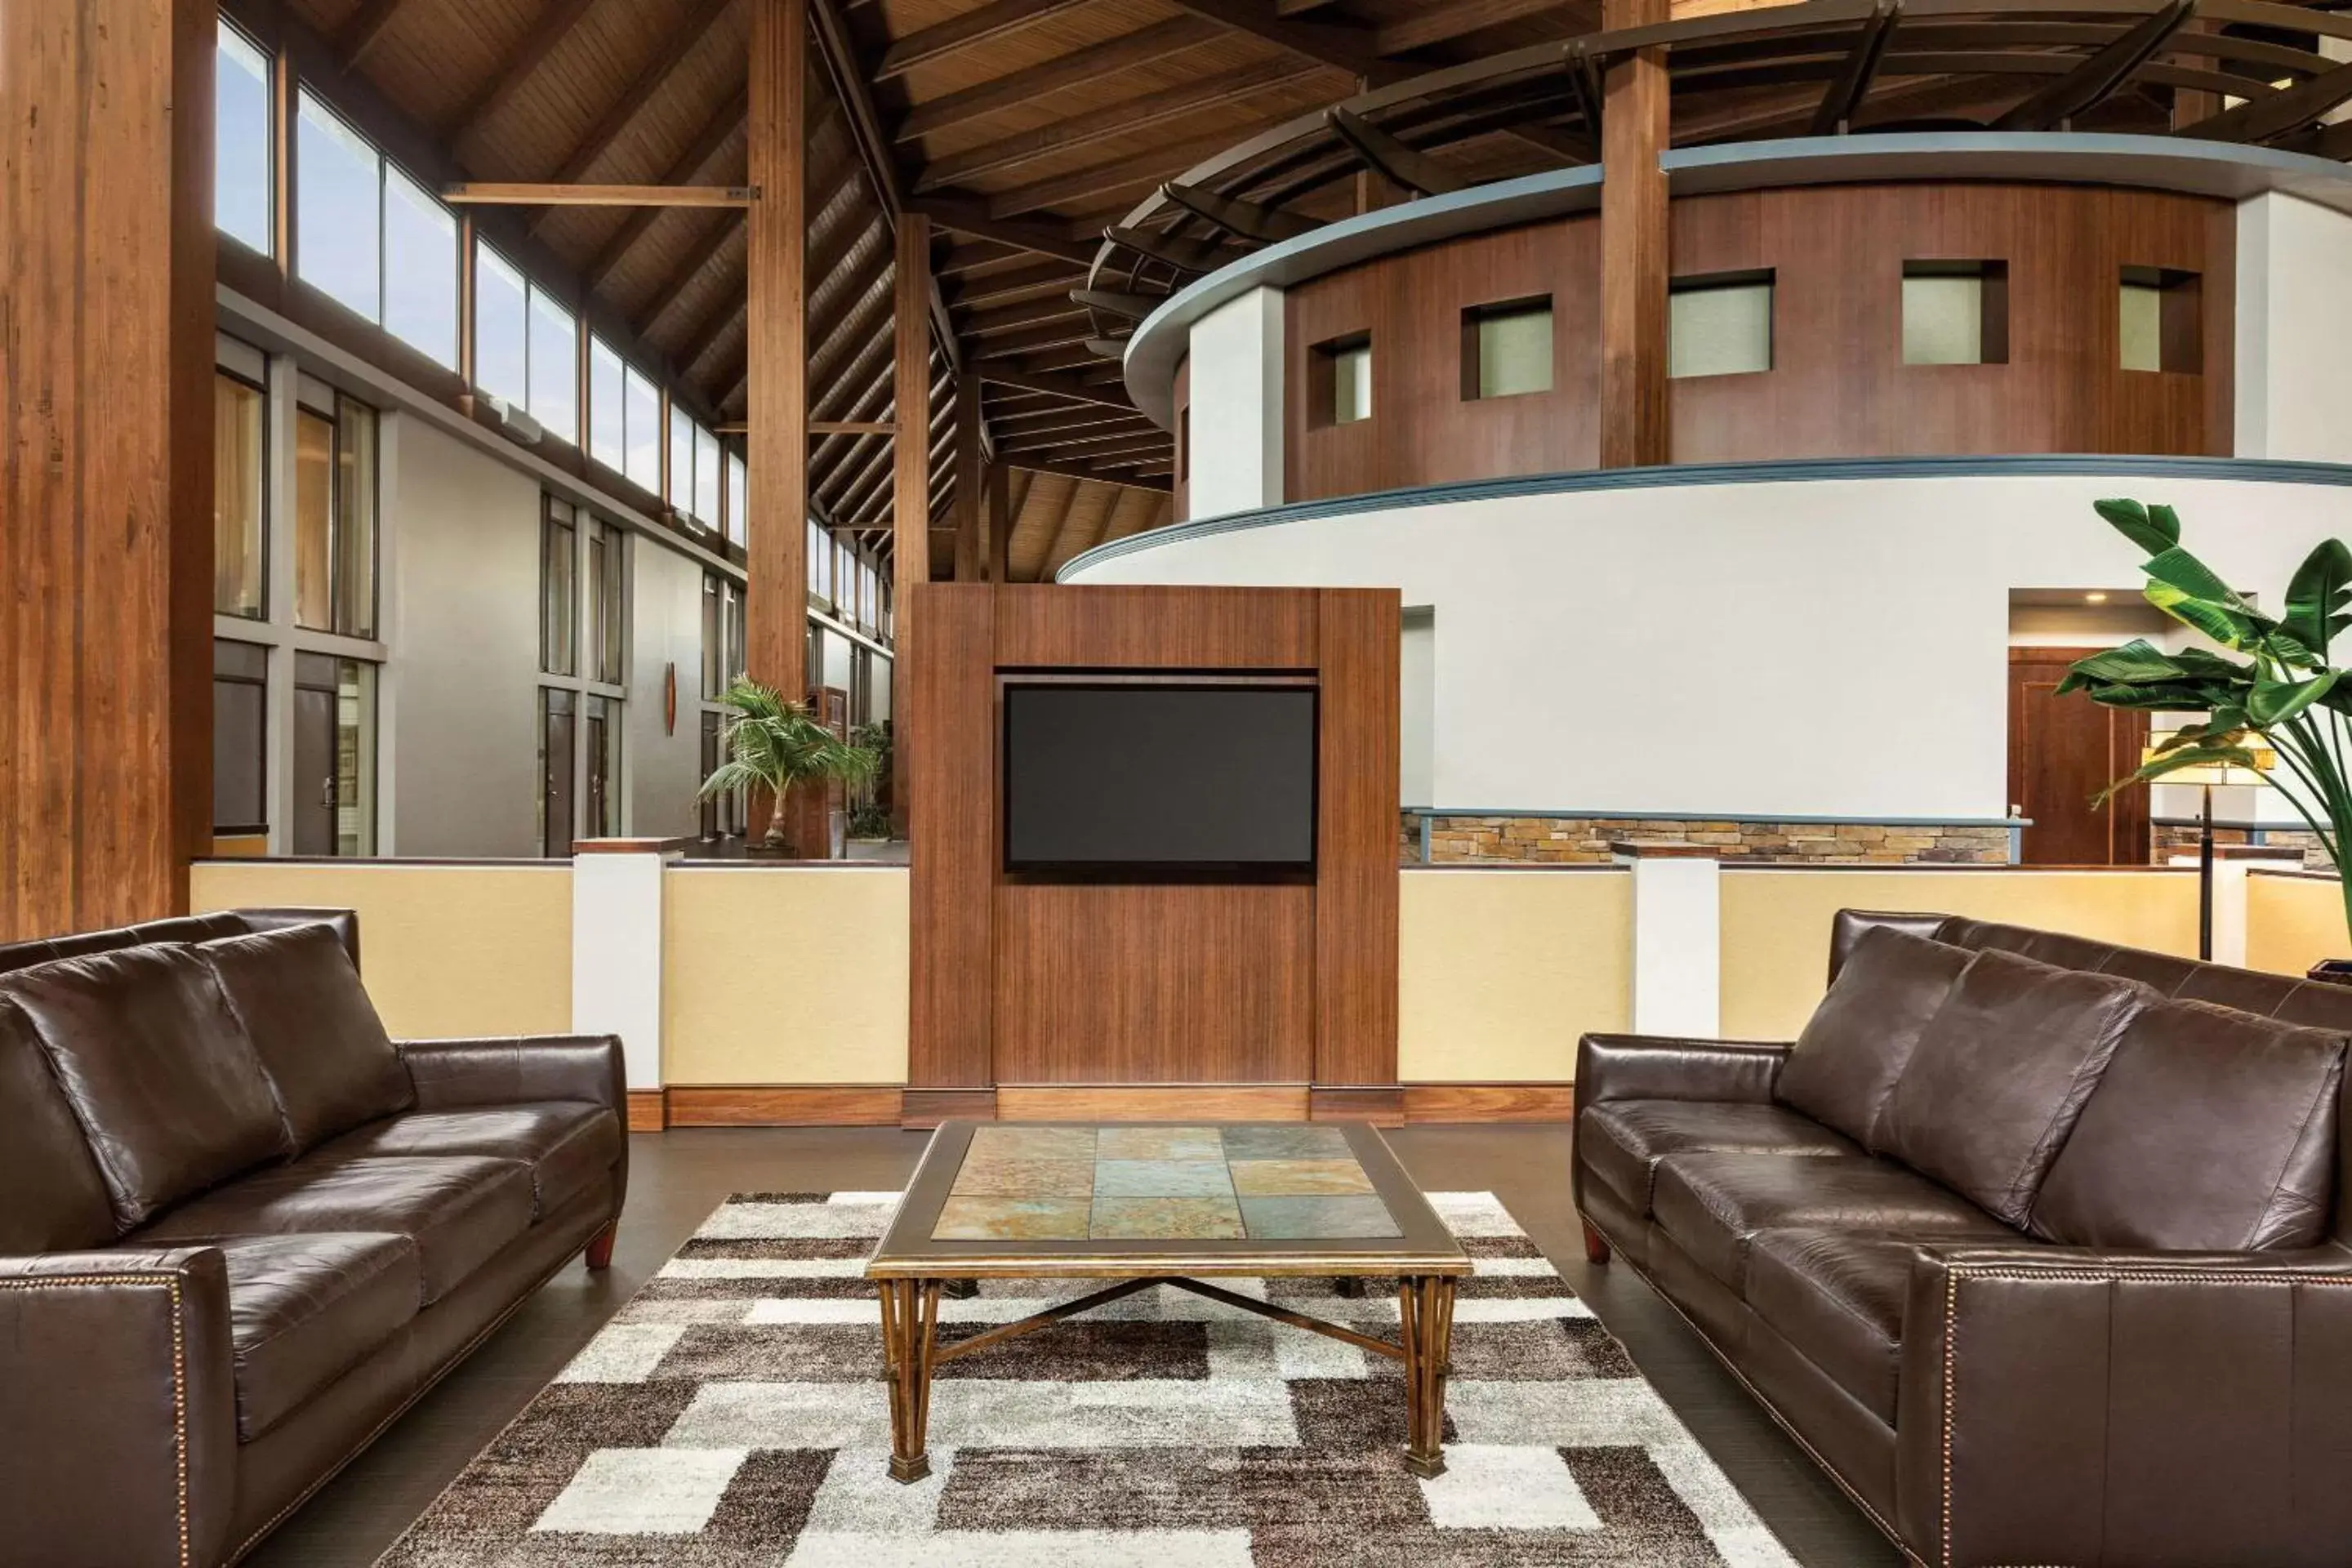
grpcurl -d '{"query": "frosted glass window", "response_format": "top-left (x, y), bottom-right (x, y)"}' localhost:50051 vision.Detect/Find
top-left (726, 452), bottom-right (748, 546)
top-left (296, 91), bottom-right (381, 321)
top-left (1904, 274), bottom-right (1982, 365)
top-left (1468, 301), bottom-right (1552, 399)
top-left (1332, 342), bottom-right (1371, 423)
top-left (694, 425), bottom-right (722, 526)
top-left (382, 167), bottom-right (457, 366)
top-left (474, 243), bottom-right (528, 408)
top-left (588, 339), bottom-right (626, 472)
top-left (216, 23), bottom-right (272, 254)
top-left (528, 287), bottom-right (578, 443)
top-left (1669, 277), bottom-right (1774, 378)
top-left (2120, 281), bottom-right (2163, 372)
top-left (670, 405), bottom-right (696, 513)
top-left (624, 368), bottom-right (662, 492)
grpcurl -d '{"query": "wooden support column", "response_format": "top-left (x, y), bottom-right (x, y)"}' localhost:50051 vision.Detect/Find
top-left (1597, 0), bottom-right (1670, 470)
top-left (1, 0), bottom-right (216, 941)
top-left (953, 373), bottom-right (983, 581)
top-left (746, 0), bottom-right (811, 836)
top-left (987, 461), bottom-right (1012, 584)
top-left (892, 212), bottom-right (932, 838)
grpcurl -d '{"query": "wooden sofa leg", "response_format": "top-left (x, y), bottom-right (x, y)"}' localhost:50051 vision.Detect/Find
top-left (1581, 1220), bottom-right (1612, 1265)
top-left (585, 1223), bottom-right (617, 1271)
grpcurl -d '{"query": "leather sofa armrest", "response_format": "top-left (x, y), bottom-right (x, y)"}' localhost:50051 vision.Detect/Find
top-left (1895, 1241), bottom-right (2352, 1567)
top-left (1574, 1033), bottom-right (1792, 1107)
top-left (399, 1033), bottom-right (626, 1115)
top-left (0, 1248), bottom-right (238, 1568)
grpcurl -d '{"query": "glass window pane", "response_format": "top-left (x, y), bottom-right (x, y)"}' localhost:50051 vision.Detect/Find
top-left (296, 91), bottom-right (381, 321)
top-left (528, 287), bottom-right (578, 443)
top-left (1668, 278), bottom-right (1774, 379)
top-left (589, 339), bottom-right (626, 472)
top-left (214, 374), bottom-right (266, 617)
top-left (474, 243), bottom-right (528, 408)
top-left (624, 368), bottom-right (662, 492)
top-left (1472, 304), bottom-right (1552, 398)
top-left (212, 639), bottom-right (269, 833)
top-left (670, 406), bottom-right (694, 513)
top-left (335, 659), bottom-right (376, 856)
top-left (334, 398), bottom-right (377, 639)
top-left (542, 503), bottom-right (577, 676)
top-left (294, 409), bottom-right (334, 630)
top-left (702, 573), bottom-right (724, 698)
top-left (382, 167), bottom-right (457, 367)
top-left (726, 452), bottom-right (748, 546)
top-left (1333, 343), bottom-right (1370, 423)
top-left (2120, 281), bottom-right (2163, 372)
top-left (216, 23), bottom-right (272, 254)
top-left (694, 425), bottom-right (721, 525)
top-left (587, 522), bottom-right (624, 685)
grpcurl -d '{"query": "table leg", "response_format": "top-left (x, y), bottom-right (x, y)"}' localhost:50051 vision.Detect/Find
top-left (879, 1279), bottom-right (942, 1482)
top-left (1399, 1275), bottom-right (1458, 1478)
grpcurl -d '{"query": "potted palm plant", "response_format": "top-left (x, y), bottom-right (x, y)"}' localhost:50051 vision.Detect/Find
top-left (702, 677), bottom-right (880, 858)
top-left (2058, 499), bottom-right (2352, 969)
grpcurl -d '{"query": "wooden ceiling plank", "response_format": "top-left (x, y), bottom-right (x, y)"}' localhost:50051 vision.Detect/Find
top-left (1012, 455), bottom-right (1172, 492)
top-left (897, 16), bottom-right (1221, 142)
top-left (334, 0), bottom-right (415, 73)
top-left (530, 0), bottom-right (739, 234)
top-left (972, 318), bottom-right (1099, 358)
top-left (582, 86), bottom-right (751, 291)
top-left (964, 295), bottom-right (1092, 334)
top-left (447, 182), bottom-right (755, 206)
top-left (1035, 476), bottom-right (1084, 578)
top-left (447, 0), bottom-right (606, 148)
top-left (908, 194), bottom-right (1095, 263)
top-left (880, 0), bottom-right (1092, 78)
top-left (1375, 0), bottom-right (1575, 55)
top-left (1160, 0), bottom-right (1413, 87)
top-left (982, 363), bottom-right (1135, 408)
top-left (634, 212), bottom-right (751, 337)
top-left (987, 122), bottom-right (1290, 218)
top-left (945, 260), bottom-right (1087, 310)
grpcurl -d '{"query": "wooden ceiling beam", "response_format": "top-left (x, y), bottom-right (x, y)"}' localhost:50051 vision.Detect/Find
top-left (446, 182), bottom-right (755, 207)
top-left (1008, 456), bottom-right (1171, 493)
top-left (1325, 105), bottom-right (1466, 195)
top-left (972, 318), bottom-right (1099, 359)
top-left (982, 363), bottom-right (1136, 409)
top-left (1374, 0), bottom-right (1572, 55)
top-left (1160, 0), bottom-right (1413, 87)
top-left (1001, 430), bottom-right (1170, 460)
top-left (987, 123), bottom-right (1287, 218)
top-left (879, 0), bottom-right (1092, 78)
top-left (944, 261), bottom-right (1087, 311)
top-left (1993, 0), bottom-right (2192, 131)
top-left (446, 0), bottom-right (604, 148)
top-left (332, 0), bottom-right (414, 72)
top-left (907, 194), bottom-right (1095, 265)
top-left (582, 87), bottom-right (751, 292)
top-left (1809, 2), bottom-right (1900, 135)
top-left (2180, 56), bottom-right (2352, 142)
top-left (963, 296), bottom-right (1091, 335)
top-left (898, 16), bottom-right (1219, 141)
top-left (530, 0), bottom-right (737, 231)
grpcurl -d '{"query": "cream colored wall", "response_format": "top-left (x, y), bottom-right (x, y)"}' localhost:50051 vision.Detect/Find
top-left (189, 861), bottom-right (572, 1037)
top-left (1720, 868), bottom-right (2203, 1040)
top-left (1400, 869), bottom-right (1630, 1080)
top-left (662, 866), bottom-right (910, 1084)
top-left (2246, 871), bottom-right (2348, 976)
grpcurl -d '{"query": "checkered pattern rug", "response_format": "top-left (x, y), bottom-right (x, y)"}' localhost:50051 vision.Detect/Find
top-left (377, 1192), bottom-right (1797, 1566)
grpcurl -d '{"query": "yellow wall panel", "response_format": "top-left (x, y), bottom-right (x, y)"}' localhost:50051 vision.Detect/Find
top-left (2246, 871), bottom-right (2348, 978)
top-left (1721, 869), bottom-right (2203, 1041)
top-left (189, 861), bottom-right (572, 1038)
top-left (662, 866), bottom-right (910, 1085)
top-left (1400, 869), bottom-right (1630, 1081)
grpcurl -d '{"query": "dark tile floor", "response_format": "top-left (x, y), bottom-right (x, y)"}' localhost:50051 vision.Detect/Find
top-left (243, 1125), bottom-right (1901, 1568)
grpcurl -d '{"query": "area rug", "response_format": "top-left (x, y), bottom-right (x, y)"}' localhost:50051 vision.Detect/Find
top-left (378, 1192), bottom-right (1797, 1566)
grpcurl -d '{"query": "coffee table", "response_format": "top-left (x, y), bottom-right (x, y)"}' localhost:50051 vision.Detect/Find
top-left (864, 1120), bottom-right (1471, 1483)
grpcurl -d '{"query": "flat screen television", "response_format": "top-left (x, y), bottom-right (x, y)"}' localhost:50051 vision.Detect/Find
top-left (1001, 682), bottom-right (1318, 873)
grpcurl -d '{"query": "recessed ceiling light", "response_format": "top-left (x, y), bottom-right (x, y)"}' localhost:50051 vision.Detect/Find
top-left (2084, 591), bottom-right (2109, 604)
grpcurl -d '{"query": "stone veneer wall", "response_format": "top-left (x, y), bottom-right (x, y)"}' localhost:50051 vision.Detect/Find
top-left (1403, 814), bottom-right (2014, 865)
top-left (2149, 823), bottom-right (2334, 871)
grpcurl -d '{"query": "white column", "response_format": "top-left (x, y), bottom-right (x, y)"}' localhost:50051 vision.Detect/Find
top-left (1186, 285), bottom-right (1285, 517)
top-left (2236, 192), bottom-right (2352, 462)
top-left (1619, 845), bottom-right (1722, 1037)
top-left (572, 844), bottom-right (675, 1090)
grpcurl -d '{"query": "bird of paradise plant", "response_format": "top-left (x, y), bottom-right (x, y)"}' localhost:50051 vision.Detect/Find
top-left (2056, 498), bottom-right (2352, 944)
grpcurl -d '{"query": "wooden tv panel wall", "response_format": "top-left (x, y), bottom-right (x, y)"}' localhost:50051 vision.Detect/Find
top-left (904, 584), bottom-right (1401, 1125)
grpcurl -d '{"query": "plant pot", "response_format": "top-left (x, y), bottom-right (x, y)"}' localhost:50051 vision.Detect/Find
top-left (2306, 959), bottom-right (2352, 987)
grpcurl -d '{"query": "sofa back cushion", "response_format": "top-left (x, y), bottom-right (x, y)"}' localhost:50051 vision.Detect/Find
top-left (0, 946), bottom-right (291, 1229)
top-left (201, 924), bottom-right (412, 1151)
top-left (0, 1000), bottom-right (118, 1250)
top-left (1777, 927), bottom-right (1971, 1146)
top-left (1879, 947), bottom-right (2153, 1227)
top-left (2033, 1000), bottom-right (2346, 1251)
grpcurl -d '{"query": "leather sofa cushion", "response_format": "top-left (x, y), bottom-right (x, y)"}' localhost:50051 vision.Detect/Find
top-left (140, 1153), bottom-right (535, 1307)
top-left (1748, 1228), bottom-right (1924, 1422)
top-left (200, 925), bottom-right (412, 1152)
top-left (205, 1232), bottom-right (421, 1441)
top-left (1777, 928), bottom-right (1971, 1146)
top-left (2, 946), bottom-right (290, 1230)
top-left (1878, 948), bottom-right (2152, 1227)
top-left (1650, 1152), bottom-right (2011, 1294)
top-left (325, 1103), bottom-right (621, 1219)
top-left (2033, 1000), bottom-right (2348, 1252)
top-left (1580, 1100), bottom-right (1855, 1216)
top-left (0, 1000), bottom-right (118, 1252)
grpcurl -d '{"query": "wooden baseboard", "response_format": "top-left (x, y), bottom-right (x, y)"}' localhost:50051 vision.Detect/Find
top-left (1307, 1085), bottom-right (1405, 1125)
top-left (625, 1089), bottom-right (669, 1133)
top-left (900, 1087), bottom-right (999, 1128)
top-left (1401, 1082), bottom-right (1576, 1122)
top-left (666, 1085), bottom-right (906, 1127)
top-left (995, 1085), bottom-right (1312, 1122)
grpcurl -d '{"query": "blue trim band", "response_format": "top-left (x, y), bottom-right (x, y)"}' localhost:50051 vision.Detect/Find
top-left (1060, 453), bottom-right (2352, 579)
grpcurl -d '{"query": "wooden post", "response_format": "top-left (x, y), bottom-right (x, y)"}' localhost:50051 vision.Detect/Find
top-left (987, 461), bottom-right (1012, 584)
top-left (891, 212), bottom-right (932, 838)
top-left (1597, 0), bottom-right (1670, 469)
top-left (746, 0), bottom-right (811, 843)
top-left (953, 374), bottom-right (983, 582)
top-left (0, 0), bottom-right (216, 940)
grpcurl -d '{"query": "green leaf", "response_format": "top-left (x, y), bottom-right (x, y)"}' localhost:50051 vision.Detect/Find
top-left (2094, 497), bottom-right (2180, 555)
top-left (2093, 741), bottom-right (2268, 805)
top-left (2248, 670), bottom-right (2341, 726)
top-left (2142, 545), bottom-right (2246, 607)
top-left (2285, 537), bottom-right (2352, 660)
top-left (2145, 581), bottom-right (2258, 649)
top-left (2064, 639), bottom-right (2188, 684)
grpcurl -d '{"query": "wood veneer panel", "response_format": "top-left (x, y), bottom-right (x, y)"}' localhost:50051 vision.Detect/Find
top-left (991, 583), bottom-right (1319, 669)
top-left (626, 1089), bottom-right (670, 1132)
top-left (906, 583), bottom-right (997, 1087)
top-left (1402, 1084), bottom-right (1577, 1123)
top-left (666, 1086), bottom-right (905, 1125)
top-left (1600, 0), bottom-right (1671, 469)
top-left (745, 0), bottom-right (808, 730)
top-left (995, 1085), bottom-right (1313, 1122)
top-left (994, 880), bottom-right (1316, 1084)
top-left (1315, 590), bottom-right (1401, 1087)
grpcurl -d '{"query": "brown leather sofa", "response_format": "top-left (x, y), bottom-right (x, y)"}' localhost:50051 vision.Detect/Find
top-left (1573, 909), bottom-right (2352, 1568)
top-left (0, 908), bottom-right (628, 1568)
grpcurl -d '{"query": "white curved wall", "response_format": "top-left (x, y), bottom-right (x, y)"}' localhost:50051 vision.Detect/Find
top-left (1066, 468), bottom-right (2352, 819)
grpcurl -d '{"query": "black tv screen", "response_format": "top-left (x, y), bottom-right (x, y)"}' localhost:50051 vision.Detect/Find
top-left (1002, 683), bottom-right (1317, 871)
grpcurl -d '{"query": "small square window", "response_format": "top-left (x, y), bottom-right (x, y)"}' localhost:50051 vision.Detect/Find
top-left (2120, 266), bottom-right (2200, 373)
top-left (1462, 297), bottom-right (1553, 399)
top-left (1903, 261), bottom-right (2009, 366)
top-left (1669, 272), bottom-right (1774, 379)
top-left (1309, 333), bottom-right (1372, 427)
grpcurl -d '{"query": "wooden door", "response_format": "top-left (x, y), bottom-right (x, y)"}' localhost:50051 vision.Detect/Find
top-left (292, 686), bottom-right (338, 857)
top-left (2008, 648), bottom-right (2150, 866)
top-left (542, 691), bottom-right (577, 858)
